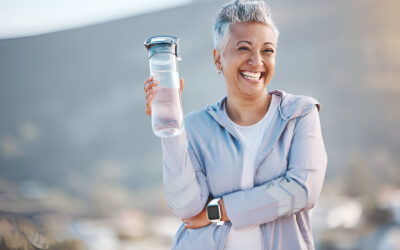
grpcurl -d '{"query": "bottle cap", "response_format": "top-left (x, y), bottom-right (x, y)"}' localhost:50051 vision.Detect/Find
top-left (144, 35), bottom-right (179, 58)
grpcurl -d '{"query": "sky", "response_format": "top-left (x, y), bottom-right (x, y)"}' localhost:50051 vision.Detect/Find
top-left (0, 0), bottom-right (193, 39)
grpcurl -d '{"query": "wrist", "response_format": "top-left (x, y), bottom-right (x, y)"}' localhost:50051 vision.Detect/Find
top-left (218, 198), bottom-right (229, 222)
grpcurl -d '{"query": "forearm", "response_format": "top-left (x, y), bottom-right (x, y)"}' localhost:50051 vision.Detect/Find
top-left (218, 178), bottom-right (304, 224)
top-left (161, 129), bottom-right (210, 219)
top-left (222, 175), bottom-right (309, 229)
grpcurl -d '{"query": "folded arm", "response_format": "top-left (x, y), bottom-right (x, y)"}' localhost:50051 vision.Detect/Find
top-left (222, 106), bottom-right (327, 229)
top-left (164, 106), bottom-right (327, 229)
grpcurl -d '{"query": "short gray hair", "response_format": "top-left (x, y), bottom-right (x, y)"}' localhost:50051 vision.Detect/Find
top-left (212, 0), bottom-right (280, 52)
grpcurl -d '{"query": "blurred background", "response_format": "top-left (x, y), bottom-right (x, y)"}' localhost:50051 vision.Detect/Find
top-left (0, 0), bottom-right (399, 249)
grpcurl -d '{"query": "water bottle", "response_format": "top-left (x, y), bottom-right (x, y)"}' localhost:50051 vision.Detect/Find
top-left (144, 35), bottom-right (183, 137)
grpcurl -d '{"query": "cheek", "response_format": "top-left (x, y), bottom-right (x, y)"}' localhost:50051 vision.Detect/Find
top-left (222, 59), bottom-right (241, 76)
top-left (269, 63), bottom-right (275, 73)
top-left (264, 60), bottom-right (275, 82)
top-left (221, 53), bottom-right (245, 69)
top-left (266, 59), bottom-right (275, 72)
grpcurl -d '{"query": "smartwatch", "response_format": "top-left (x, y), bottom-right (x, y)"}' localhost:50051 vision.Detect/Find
top-left (206, 197), bottom-right (224, 225)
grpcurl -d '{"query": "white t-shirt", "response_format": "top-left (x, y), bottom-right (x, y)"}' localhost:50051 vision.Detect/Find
top-left (223, 95), bottom-right (279, 250)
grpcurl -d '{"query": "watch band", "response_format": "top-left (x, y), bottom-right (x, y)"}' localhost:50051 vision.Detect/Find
top-left (208, 197), bottom-right (220, 206)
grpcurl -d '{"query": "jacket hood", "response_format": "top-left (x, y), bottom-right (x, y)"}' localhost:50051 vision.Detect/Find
top-left (205, 89), bottom-right (321, 129)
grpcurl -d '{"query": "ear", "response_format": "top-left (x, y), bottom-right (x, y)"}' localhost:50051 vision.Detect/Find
top-left (213, 49), bottom-right (222, 70)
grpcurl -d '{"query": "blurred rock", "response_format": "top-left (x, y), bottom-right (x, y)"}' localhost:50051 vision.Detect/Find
top-left (0, 212), bottom-right (88, 250)
top-left (0, 213), bottom-right (48, 250)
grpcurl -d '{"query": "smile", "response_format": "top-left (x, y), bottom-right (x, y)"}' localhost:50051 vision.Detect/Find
top-left (240, 71), bottom-right (264, 81)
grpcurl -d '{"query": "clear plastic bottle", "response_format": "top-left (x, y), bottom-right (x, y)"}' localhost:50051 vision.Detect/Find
top-left (144, 36), bottom-right (183, 137)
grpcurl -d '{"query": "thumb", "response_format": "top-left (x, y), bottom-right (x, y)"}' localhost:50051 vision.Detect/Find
top-left (179, 77), bottom-right (184, 95)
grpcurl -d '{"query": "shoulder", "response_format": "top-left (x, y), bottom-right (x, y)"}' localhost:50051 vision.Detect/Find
top-left (184, 109), bottom-right (214, 128)
top-left (269, 89), bottom-right (322, 120)
top-left (184, 109), bottom-right (219, 142)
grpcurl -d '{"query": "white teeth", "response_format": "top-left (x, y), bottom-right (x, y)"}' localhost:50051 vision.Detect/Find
top-left (241, 71), bottom-right (261, 80)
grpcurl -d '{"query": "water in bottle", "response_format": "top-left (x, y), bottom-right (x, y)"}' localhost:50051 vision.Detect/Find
top-left (151, 72), bottom-right (183, 137)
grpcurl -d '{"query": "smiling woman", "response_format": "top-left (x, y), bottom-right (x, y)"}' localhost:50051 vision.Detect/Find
top-left (143, 0), bottom-right (327, 249)
top-left (215, 22), bottom-right (277, 125)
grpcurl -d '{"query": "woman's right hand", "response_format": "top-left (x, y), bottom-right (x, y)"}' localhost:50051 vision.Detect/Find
top-left (144, 75), bottom-right (158, 116)
top-left (144, 75), bottom-right (184, 116)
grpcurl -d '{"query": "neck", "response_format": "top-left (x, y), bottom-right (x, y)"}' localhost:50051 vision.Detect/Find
top-left (225, 92), bottom-right (271, 126)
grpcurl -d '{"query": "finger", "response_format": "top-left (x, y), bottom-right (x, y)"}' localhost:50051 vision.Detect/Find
top-left (179, 77), bottom-right (184, 94)
top-left (145, 85), bottom-right (158, 100)
top-left (144, 78), bottom-right (154, 94)
top-left (146, 93), bottom-right (155, 108)
top-left (145, 94), bottom-right (155, 116)
top-left (144, 77), bottom-right (157, 94)
top-left (150, 80), bottom-right (159, 96)
top-left (144, 76), bottom-right (153, 92)
top-left (146, 85), bottom-right (158, 105)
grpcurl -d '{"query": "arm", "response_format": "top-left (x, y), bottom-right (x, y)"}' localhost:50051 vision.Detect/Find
top-left (144, 76), bottom-right (210, 219)
top-left (222, 106), bottom-right (327, 229)
top-left (161, 129), bottom-right (210, 219)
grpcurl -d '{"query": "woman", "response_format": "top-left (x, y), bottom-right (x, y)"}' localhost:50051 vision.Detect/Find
top-left (144, 1), bottom-right (327, 249)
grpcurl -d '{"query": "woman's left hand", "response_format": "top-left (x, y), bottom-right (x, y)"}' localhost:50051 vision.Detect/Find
top-left (182, 207), bottom-right (211, 229)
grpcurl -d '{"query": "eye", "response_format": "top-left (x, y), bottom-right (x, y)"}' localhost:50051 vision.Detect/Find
top-left (238, 46), bottom-right (250, 51)
top-left (263, 48), bottom-right (274, 53)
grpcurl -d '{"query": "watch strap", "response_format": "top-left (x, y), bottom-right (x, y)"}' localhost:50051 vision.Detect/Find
top-left (209, 197), bottom-right (220, 206)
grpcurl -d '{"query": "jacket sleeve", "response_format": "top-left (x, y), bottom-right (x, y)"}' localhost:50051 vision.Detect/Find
top-left (161, 129), bottom-right (210, 219)
top-left (222, 106), bottom-right (327, 229)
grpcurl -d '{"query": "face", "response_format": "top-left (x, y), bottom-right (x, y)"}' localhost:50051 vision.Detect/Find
top-left (214, 22), bottom-right (277, 99)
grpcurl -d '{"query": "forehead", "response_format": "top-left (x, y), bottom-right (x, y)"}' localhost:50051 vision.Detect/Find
top-left (228, 22), bottom-right (277, 46)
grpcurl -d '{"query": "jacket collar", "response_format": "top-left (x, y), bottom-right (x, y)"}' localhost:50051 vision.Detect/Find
top-left (205, 89), bottom-right (320, 129)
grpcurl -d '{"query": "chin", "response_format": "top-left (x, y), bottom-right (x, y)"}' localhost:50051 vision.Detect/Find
top-left (240, 87), bottom-right (267, 98)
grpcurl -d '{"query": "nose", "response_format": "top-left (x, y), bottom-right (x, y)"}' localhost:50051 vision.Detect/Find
top-left (248, 52), bottom-right (263, 67)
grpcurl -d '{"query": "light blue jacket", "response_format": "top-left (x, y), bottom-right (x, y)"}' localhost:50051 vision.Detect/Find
top-left (161, 90), bottom-right (327, 250)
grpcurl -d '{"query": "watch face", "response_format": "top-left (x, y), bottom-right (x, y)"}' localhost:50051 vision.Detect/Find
top-left (207, 205), bottom-right (220, 220)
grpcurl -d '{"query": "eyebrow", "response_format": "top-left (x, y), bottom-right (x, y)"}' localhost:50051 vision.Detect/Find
top-left (236, 41), bottom-right (275, 47)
